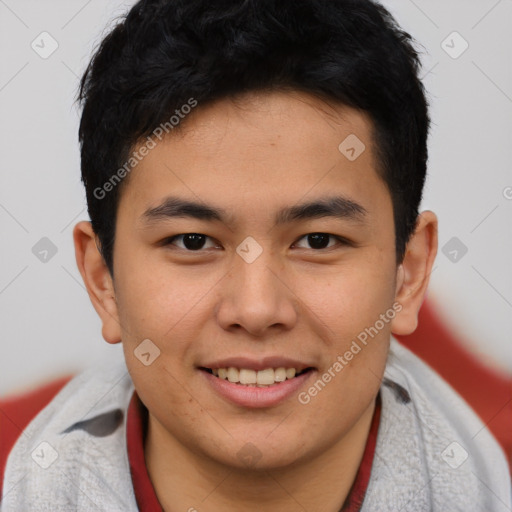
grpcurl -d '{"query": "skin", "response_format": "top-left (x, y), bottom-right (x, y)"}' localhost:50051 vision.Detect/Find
top-left (74, 90), bottom-right (437, 511)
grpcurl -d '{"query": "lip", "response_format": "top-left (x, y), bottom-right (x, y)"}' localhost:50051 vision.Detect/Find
top-left (200, 356), bottom-right (313, 373)
top-left (200, 367), bottom-right (316, 408)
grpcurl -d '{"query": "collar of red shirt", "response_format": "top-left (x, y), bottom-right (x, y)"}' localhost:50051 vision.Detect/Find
top-left (127, 392), bottom-right (381, 512)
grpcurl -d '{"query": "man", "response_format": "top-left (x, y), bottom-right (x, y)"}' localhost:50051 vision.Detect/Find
top-left (1, 0), bottom-right (510, 510)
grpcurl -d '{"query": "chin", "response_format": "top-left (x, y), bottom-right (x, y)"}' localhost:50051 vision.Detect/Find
top-left (210, 436), bottom-right (308, 472)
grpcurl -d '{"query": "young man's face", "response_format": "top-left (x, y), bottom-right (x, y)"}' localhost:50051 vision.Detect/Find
top-left (84, 91), bottom-right (407, 469)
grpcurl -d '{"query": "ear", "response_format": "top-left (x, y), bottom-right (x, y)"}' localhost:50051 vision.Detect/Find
top-left (73, 221), bottom-right (122, 344)
top-left (391, 210), bottom-right (438, 335)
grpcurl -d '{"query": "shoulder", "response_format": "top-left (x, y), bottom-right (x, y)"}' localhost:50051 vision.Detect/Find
top-left (387, 337), bottom-right (505, 444)
top-left (1, 360), bottom-right (137, 511)
top-left (366, 337), bottom-right (511, 511)
top-left (387, 337), bottom-right (509, 467)
top-left (0, 376), bottom-right (73, 495)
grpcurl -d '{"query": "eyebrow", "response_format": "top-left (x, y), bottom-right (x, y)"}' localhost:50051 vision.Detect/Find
top-left (141, 195), bottom-right (368, 227)
top-left (275, 195), bottom-right (368, 225)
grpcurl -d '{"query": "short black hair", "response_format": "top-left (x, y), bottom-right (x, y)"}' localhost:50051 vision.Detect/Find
top-left (78, 0), bottom-right (430, 276)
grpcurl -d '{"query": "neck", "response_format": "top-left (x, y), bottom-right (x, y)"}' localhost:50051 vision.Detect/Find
top-left (145, 399), bottom-right (376, 512)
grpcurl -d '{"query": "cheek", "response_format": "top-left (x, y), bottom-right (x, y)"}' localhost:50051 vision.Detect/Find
top-left (114, 261), bottom-right (210, 341)
top-left (116, 273), bottom-right (202, 412)
top-left (298, 258), bottom-right (396, 335)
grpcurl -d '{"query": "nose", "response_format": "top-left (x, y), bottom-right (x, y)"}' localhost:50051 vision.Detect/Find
top-left (215, 250), bottom-right (298, 337)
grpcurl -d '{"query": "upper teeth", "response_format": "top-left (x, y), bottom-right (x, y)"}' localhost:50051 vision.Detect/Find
top-left (213, 367), bottom-right (298, 386)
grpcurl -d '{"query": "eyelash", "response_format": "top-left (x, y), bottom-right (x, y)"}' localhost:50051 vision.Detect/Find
top-left (162, 233), bottom-right (351, 252)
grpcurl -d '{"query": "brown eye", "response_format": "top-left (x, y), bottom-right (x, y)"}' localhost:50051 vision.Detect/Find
top-left (294, 233), bottom-right (346, 250)
top-left (164, 233), bottom-right (217, 251)
top-left (306, 233), bottom-right (331, 249)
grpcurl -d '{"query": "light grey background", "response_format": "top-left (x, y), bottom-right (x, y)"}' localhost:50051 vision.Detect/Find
top-left (1, 0), bottom-right (511, 396)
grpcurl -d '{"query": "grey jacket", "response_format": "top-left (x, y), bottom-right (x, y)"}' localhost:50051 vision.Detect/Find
top-left (2, 337), bottom-right (511, 511)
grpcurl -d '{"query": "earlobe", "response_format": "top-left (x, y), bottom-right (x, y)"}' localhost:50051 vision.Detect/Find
top-left (391, 211), bottom-right (438, 336)
top-left (73, 221), bottom-right (122, 344)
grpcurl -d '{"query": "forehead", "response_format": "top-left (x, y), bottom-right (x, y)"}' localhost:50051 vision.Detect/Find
top-left (118, 90), bottom-right (391, 228)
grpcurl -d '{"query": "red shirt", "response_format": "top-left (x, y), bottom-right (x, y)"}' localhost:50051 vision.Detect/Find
top-left (126, 392), bottom-right (381, 511)
top-left (1, 379), bottom-right (380, 511)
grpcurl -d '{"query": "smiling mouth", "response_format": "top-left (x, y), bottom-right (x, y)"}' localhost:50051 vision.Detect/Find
top-left (200, 367), bottom-right (314, 387)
